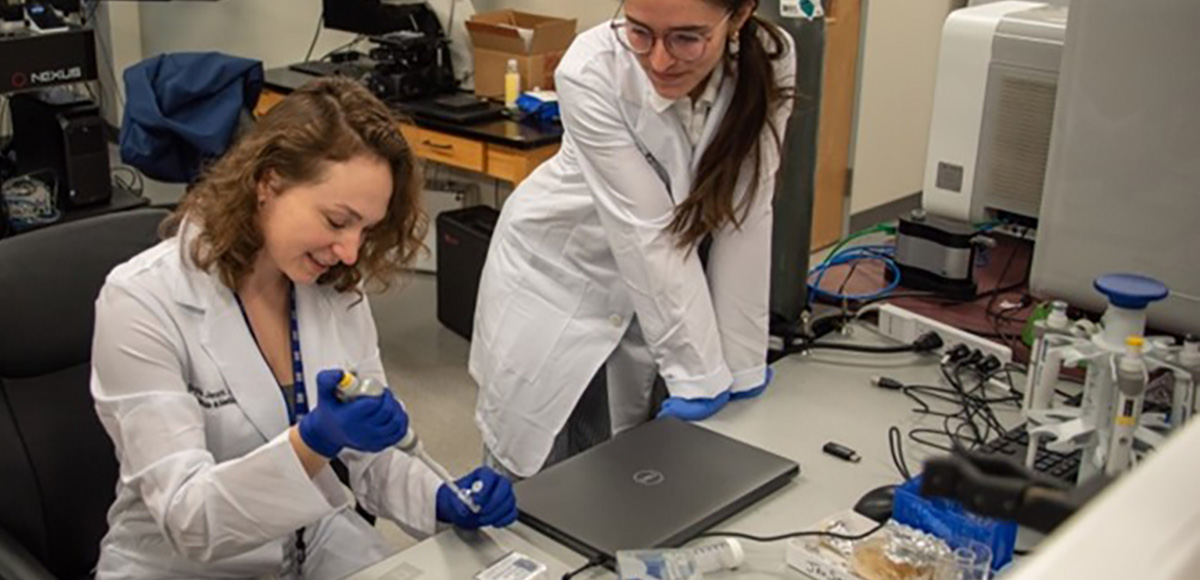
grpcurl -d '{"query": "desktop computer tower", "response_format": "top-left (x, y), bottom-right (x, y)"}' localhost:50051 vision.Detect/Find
top-left (11, 90), bottom-right (111, 209)
top-left (436, 205), bottom-right (498, 340)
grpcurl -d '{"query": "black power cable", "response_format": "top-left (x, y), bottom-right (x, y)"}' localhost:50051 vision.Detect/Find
top-left (806, 343), bottom-right (922, 354)
top-left (879, 356), bottom-right (1033, 467)
top-left (800, 331), bottom-right (944, 355)
top-left (304, 14), bottom-right (324, 62)
top-left (888, 426), bottom-right (911, 480)
top-left (561, 556), bottom-right (607, 580)
top-left (693, 519), bottom-right (886, 543)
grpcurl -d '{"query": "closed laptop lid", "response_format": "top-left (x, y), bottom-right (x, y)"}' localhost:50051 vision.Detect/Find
top-left (515, 418), bottom-right (800, 559)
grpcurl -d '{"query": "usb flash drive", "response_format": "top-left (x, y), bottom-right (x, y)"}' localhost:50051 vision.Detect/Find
top-left (823, 441), bottom-right (861, 463)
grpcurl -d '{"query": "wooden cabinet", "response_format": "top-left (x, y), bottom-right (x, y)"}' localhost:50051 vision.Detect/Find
top-left (255, 89), bottom-right (558, 186)
top-left (485, 144), bottom-right (558, 185)
top-left (409, 127), bottom-right (486, 173)
top-left (252, 89), bottom-right (286, 119)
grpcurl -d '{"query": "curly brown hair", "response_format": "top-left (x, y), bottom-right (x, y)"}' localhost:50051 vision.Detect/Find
top-left (161, 77), bottom-right (426, 293)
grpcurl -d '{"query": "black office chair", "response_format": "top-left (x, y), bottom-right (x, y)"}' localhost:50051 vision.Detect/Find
top-left (0, 209), bottom-right (169, 580)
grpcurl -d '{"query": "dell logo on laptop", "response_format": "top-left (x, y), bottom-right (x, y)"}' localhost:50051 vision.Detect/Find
top-left (632, 469), bottom-right (665, 486)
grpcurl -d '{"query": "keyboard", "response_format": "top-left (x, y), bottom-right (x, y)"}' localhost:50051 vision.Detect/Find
top-left (288, 61), bottom-right (373, 79)
top-left (979, 424), bottom-right (1081, 484)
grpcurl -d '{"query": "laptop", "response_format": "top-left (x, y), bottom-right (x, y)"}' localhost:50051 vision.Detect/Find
top-left (515, 418), bottom-right (800, 561)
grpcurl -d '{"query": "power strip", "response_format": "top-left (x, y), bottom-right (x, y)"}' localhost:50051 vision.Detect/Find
top-left (876, 304), bottom-right (1012, 364)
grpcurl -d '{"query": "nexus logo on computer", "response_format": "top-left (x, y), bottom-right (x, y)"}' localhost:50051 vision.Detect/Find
top-left (632, 469), bottom-right (665, 486)
top-left (27, 66), bottom-right (83, 86)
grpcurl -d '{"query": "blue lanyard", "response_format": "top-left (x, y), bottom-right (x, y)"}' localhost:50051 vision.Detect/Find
top-left (234, 284), bottom-right (309, 425)
top-left (286, 285), bottom-right (309, 424)
top-left (233, 284), bottom-right (311, 571)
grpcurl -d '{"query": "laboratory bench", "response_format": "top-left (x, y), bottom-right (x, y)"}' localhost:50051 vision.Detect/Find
top-left (344, 323), bottom-right (1029, 579)
top-left (259, 67), bottom-right (562, 186)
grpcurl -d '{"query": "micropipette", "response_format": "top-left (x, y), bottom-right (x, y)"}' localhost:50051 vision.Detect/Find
top-left (336, 371), bottom-right (482, 513)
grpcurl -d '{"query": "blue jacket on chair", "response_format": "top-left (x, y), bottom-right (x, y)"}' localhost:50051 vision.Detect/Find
top-left (120, 53), bottom-right (263, 184)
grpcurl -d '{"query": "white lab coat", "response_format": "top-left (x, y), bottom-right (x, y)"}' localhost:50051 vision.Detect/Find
top-left (90, 225), bottom-right (443, 579)
top-left (470, 23), bottom-right (796, 477)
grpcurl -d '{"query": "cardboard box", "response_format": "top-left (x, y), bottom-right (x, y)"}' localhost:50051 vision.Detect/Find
top-left (466, 10), bottom-right (576, 99)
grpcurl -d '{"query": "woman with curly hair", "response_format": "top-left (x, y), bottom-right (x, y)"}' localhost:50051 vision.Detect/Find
top-left (90, 78), bottom-right (515, 579)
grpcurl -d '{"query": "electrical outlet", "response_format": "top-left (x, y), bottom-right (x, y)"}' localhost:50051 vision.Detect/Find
top-left (876, 304), bottom-right (1012, 364)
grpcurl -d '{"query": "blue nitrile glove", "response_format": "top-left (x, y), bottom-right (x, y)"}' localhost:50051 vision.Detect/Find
top-left (436, 466), bottom-right (518, 529)
top-left (656, 390), bottom-right (732, 421)
top-left (730, 367), bottom-right (775, 400)
top-left (298, 369), bottom-right (409, 458)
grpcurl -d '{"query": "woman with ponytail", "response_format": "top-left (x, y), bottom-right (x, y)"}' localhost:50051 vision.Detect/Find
top-left (470, 0), bottom-right (795, 479)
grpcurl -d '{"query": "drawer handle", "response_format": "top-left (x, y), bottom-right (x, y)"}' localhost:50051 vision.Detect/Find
top-left (422, 140), bottom-right (453, 151)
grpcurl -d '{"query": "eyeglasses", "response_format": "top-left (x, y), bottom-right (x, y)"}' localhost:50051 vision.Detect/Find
top-left (610, 4), bottom-right (732, 63)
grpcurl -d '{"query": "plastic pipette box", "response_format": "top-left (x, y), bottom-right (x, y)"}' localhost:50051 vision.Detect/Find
top-left (475, 551), bottom-right (547, 580)
top-left (892, 476), bottom-right (1016, 571)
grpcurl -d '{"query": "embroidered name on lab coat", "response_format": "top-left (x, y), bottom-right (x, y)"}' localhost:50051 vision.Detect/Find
top-left (187, 384), bottom-right (237, 409)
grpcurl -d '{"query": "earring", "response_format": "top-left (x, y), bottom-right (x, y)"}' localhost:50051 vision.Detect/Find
top-left (728, 34), bottom-right (740, 57)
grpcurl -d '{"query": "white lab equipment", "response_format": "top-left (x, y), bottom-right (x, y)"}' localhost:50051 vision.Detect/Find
top-left (1023, 300), bottom-right (1068, 416)
top-left (1022, 274), bottom-right (1196, 481)
top-left (1105, 337), bottom-right (1147, 477)
top-left (336, 370), bottom-right (482, 513)
top-left (1177, 337), bottom-right (1200, 428)
top-left (926, 0), bottom-right (1200, 338)
top-left (921, 1), bottom-right (1064, 224)
top-left (616, 538), bottom-right (744, 580)
top-left (1001, 400), bottom-right (1200, 580)
top-left (1021, 301), bottom-right (1066, 468)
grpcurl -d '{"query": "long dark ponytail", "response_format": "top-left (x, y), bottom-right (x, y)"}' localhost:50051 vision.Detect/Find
top-left (668, 3), bottom-right (791, 248)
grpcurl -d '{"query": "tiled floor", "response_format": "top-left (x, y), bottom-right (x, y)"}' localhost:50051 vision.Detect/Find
top-left (367, 273), bottom-right (483, 550)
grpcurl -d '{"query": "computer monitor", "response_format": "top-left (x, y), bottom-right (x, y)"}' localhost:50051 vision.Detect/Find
top-left (1028, 0), bottom-right (1200, 336)
top-left (322, 0), bottom-right (386, 35)
top-left (322, 0), bottom-right (441, 38)
top-left (46, 0), bottom-right (80, 13)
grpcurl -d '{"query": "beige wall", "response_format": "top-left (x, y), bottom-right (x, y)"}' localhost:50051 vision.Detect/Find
top-left (848, 0), bottom-right (957, 214)
top-left (94, 2), bottom-right (144, 127)
top-left (136, 0), bottom-right (559, 70)
top-left (134, 0), bottom-right (617, 71)
top-left (138, 0), bottom-right (358, 70)
top-left (847, 0), bottom-right (1067, 215)
top-left (110, 0), bottom-right (1012, 219)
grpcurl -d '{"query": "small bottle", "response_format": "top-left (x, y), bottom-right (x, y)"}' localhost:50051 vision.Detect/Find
top-left (685, 538), bottom-right (744, 572)
top-left (1175, 334), bottom-right (1200, 427)
top-left (1180, 334), bottom-right (1200, 370)
top-left (1046, 300), bottom-right (1070, 330)
top-left (504, 58), bottom-right (521, 110)
top-left (616, 539), bottom-right (743, 580)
